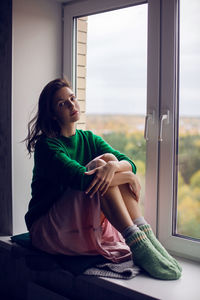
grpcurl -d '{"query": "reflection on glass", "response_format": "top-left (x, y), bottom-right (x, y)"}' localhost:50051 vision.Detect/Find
top-left (177, 0), bottom-right (200, 239)
top-left (76, 5), bottom-right (147, 213)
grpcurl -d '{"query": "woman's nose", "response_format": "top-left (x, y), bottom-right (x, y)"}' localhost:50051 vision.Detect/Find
top-left (69, 99), bottom-right (75, 109)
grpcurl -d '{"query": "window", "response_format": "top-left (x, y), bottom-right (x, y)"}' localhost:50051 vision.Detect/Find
top-left (176, 0), bottom-right (200, 240)
top-left (63, 0), bottom-right (200, 261)
top-left (158, 0), bottom-right (200, 261)
top-left (76, 5), bottom-right (148, 214)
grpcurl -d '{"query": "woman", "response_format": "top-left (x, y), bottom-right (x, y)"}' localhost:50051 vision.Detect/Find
top-left (24, 78), bottom-right (181, 280)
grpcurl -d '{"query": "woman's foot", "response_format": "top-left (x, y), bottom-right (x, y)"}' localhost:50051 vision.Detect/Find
top-left (126, 231), bottom-right (181, 280)
top-left (139, 224), bottom-right (182, 272)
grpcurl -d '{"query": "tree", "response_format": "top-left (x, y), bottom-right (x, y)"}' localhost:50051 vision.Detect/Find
top-left (102, 132), bottom-right (127, 153)
top-left (190, 170), bottom-right (200, 190)
top-left (124, 132), bottom-right (146, 162)
top-left (178, 134), bottom-right (200, 184)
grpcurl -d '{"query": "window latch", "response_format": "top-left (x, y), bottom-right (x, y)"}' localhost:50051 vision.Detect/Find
top-left (144, 110), bottom-right (155, 141)
top-left (159, 110), bottom-right (170, 142)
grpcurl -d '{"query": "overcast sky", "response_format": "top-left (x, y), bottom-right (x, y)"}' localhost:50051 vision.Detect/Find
top-left (85, 0), bottom-right (200, 117)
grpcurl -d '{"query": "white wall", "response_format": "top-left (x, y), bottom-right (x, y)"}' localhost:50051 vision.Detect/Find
top-left (12, 0), bottom-right (62, 234)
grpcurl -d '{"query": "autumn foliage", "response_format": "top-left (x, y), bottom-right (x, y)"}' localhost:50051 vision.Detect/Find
top-left (87, 114), bottom-right (200, 239)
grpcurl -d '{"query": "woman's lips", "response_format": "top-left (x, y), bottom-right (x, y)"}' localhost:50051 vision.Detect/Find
top-left (70, 110), bottom-right (78, 116)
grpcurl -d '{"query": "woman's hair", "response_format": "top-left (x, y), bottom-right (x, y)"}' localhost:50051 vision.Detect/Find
top-left (24, 78), bottom-right (71, 156)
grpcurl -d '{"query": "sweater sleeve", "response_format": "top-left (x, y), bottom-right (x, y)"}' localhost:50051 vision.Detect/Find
top-left (35, 137), bottom-right (95, 191)
top-left (93, 133), bottom-right (137, 174)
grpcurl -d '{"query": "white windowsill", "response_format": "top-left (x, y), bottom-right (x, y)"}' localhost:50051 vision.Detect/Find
top-left (89, 256), bottom-right (200, 300)
top-left (0, 237), bottom-right (200, 300)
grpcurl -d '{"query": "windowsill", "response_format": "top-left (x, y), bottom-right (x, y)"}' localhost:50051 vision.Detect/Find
top-left (88, 256), bottom-right (200, 300)
top-left (0, 237), bottom-right (200, 300)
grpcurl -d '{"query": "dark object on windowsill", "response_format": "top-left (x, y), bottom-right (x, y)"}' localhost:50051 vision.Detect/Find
top-left (10, 232), bottom-right (108, 274)
top-left (10, 232), bottom-right (140, 279)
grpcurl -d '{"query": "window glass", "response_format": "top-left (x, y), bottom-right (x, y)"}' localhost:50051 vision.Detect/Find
top-left (177, 0), bottom-right (200, 239)
top-left (76, 4), bottom-right (148, 212)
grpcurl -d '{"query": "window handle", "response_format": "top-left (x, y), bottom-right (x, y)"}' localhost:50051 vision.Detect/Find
top-left (159, 110), bottom-right (170, 141)
top-left (144, 111), bottom-right (155, 141)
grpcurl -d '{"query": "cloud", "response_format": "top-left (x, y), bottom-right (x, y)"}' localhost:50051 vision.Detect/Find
top-left (86, 5), bottom-right (147, 115)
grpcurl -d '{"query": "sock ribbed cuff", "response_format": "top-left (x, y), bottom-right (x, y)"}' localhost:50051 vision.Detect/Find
top-left (126, 231), bottom-right (147, 248)
top-left (139, 224), bottom-right (153, 234)
top-left (122, 224), bottom-right (139, 239)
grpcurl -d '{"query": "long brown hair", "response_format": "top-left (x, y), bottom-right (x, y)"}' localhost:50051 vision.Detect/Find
top-left (24, 78), bottom-right (71, 156)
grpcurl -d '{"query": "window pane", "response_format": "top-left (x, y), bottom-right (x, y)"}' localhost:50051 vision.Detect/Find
top-left (177, 0), bottom-right (200, 239)
top-left (76, 5), bottom-right (147, 213)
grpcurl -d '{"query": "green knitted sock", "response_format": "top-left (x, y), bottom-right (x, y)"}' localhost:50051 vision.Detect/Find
top-left (139, 224), bottom-right (182, 272)
top-left (126, 231), bottom-right (181, 280)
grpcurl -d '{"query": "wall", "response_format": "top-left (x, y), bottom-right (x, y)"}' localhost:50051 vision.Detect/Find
top-left (12, 0), bottom-right (62, 234)
top-left (0, 0), bottom-right (12, 235)
top-left (76, 17), bottom-right (88, 130)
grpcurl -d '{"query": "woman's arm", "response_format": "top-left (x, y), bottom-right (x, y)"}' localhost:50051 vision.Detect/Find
top-left (36, 137), bottom-right (95, 191)
top-left (85, 161), bottom-right (141, 200)
top-left (110, 171), bottom-right (141, 201)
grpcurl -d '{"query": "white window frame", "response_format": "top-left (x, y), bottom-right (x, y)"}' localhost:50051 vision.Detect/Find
top-left (63, 0), bottom-right (200, 261)
top-left (158, 0), bottom-right (200, 262)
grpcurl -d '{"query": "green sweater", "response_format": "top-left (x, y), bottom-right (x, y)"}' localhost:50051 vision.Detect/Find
top-left (25, 130), bottom-right (136, 230)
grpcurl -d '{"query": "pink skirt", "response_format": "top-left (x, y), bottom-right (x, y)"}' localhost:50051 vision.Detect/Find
top-left (30, 159), bottom-right (132, 263)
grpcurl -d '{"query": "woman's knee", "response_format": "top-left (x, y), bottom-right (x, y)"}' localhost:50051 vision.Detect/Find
top-left (93, 158), bottom-right (107, 168)
top-left (86, 157), bottom-right (106, 171)
top-left (100, 153), bottom-right (118, 162)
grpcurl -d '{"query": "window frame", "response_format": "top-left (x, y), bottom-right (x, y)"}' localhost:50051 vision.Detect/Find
top-left (157, 0), bottom-right (200, 262)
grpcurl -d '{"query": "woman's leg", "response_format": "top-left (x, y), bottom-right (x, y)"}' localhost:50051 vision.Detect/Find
top-left (100, 178), bottom-right (180, 280)
top-left (90, 157), bottom-right (134, 231)
top-left (100, 185), bottom-right (134, 232)
top-left (119, 184), bottom-right (142, 220)
top-left (94, 156), bottom-right (181, 279)
top-left (97, 153), bottom-right (142, 220)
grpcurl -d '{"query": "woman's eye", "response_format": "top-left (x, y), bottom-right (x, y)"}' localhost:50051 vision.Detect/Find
top-left (58, 102), bottom-right (65, 107)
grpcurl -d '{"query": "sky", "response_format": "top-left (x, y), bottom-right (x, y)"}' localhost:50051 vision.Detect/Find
top-left (85, 0), bottom-right (200, 117)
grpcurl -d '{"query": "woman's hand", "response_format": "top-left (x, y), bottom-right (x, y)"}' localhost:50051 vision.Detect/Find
top-left (85, 161), bottom-right (117, 197)
top-left (128, 173), bottom-right (141, 202)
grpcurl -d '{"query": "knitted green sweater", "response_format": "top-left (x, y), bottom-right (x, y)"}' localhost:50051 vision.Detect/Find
top-left (25, 130), bottom-right (136, 230)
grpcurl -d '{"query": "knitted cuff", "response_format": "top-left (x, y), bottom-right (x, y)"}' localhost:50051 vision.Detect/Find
top-left (126, 231), bottom-right (147, 248)
top-left (139, 224), bottom-right (152, 234)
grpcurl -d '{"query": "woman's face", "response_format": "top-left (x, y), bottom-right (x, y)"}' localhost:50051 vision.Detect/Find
top-left (52, 86), bottom-right (80, 127)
